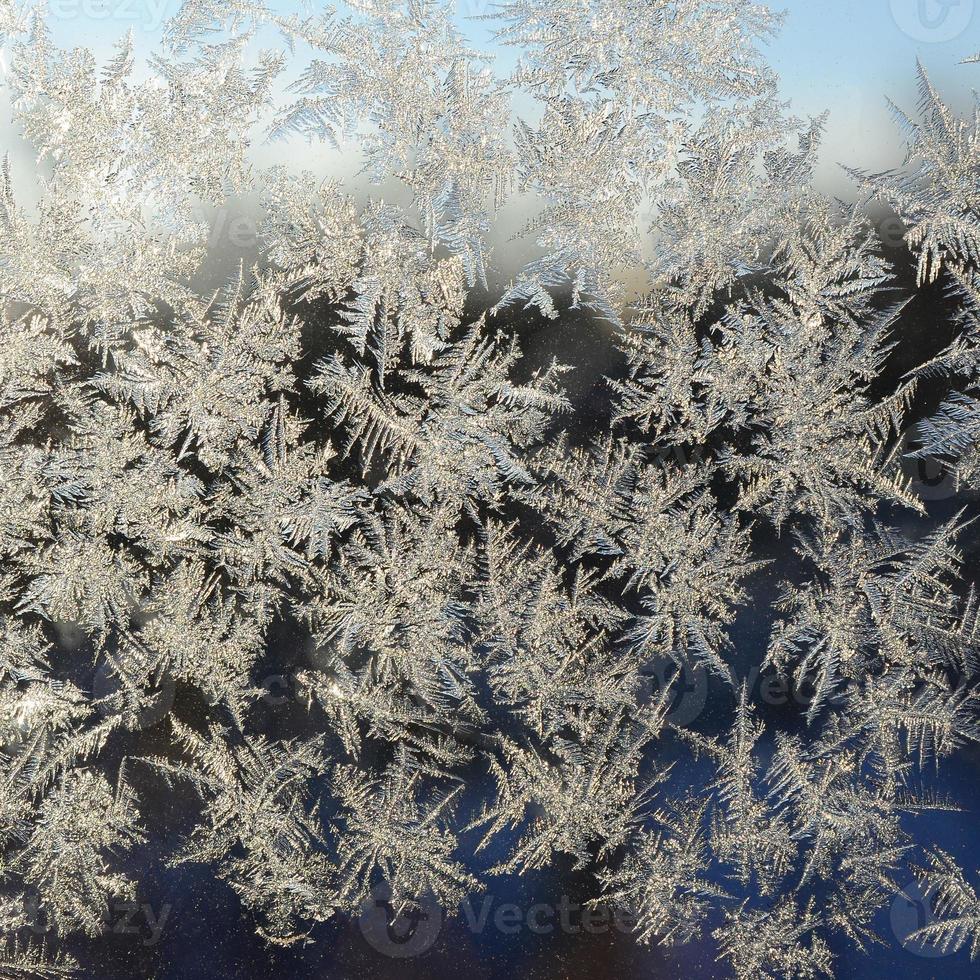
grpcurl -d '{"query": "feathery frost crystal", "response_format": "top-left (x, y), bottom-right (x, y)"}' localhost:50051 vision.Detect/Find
top-left (0, 2), bottom-right (979, 977)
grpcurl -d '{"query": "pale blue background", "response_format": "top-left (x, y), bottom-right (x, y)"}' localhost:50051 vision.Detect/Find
top-left (4, 0), bottom-right (977, 199)
top-left (26, 0), bottom-right (980, 190)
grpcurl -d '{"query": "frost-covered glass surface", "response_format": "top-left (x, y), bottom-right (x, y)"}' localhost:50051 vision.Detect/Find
top-left (0, 3), bottom-right (979, 978)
